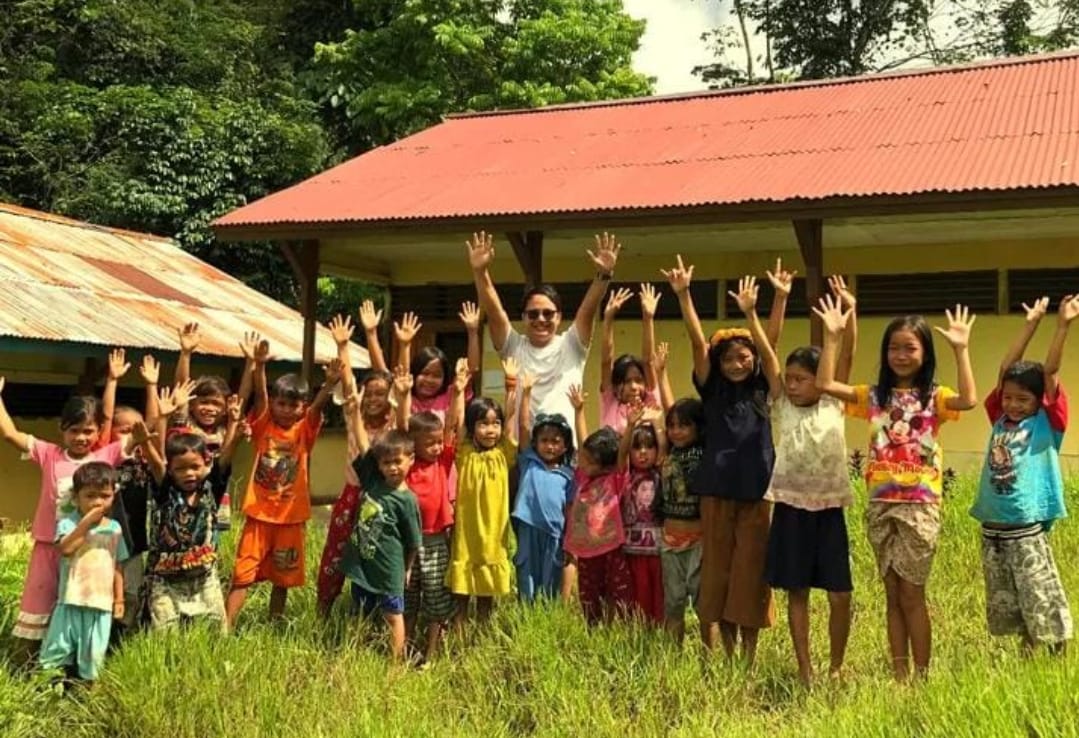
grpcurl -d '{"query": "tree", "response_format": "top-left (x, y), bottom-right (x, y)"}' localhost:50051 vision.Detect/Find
top-left (312, 0), bottom-right (653, 151)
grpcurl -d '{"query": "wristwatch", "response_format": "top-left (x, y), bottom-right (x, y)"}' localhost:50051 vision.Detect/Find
top-left (596, 271), bottom-right (613, 282)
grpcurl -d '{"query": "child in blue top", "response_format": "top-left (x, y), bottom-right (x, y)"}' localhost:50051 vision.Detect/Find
top-left (513, 372), bottom-right (575, 603)
top-left (39, 462), bottom-right (128, 682)
top-left (971, 295), bottom-right (1076, 652)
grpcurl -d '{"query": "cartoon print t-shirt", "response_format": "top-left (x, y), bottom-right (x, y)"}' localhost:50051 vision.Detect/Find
top-left (622, 469), bottom-right (660, 555)
top-left (846, 384), bottom-right (959, 504)
top-left (971, 385), bottom-right (1068, 527)
top-left (340, 466), bottom-right (422, 596)
top-left (55, 513), bottom-right (128, 612)
top-left (242, 408), bottom-right (322, 524)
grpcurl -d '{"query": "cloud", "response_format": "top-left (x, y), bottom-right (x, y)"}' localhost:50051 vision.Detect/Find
top-left (622, 0), bottom-right (727, 94)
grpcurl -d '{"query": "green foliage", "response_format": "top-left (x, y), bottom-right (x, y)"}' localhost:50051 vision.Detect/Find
top-left (313, 0), bottom-right (653, 151)
top-left (2, 477), bottom-right (1079, 737)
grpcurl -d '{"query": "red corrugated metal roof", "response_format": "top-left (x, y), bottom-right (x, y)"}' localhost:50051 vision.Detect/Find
top-left (214, 51), bottom-right (1079, 230)
top-left (0, 203), bottom-right (369, 366)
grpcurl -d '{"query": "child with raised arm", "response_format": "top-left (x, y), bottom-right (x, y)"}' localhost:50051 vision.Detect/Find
top-left (564, 388), bottom-right (632, 624)
top-left (738, 274), bottom-right (857, 687)
top-left (815, 297), bottom-right (978, 680)
top-left (338, 384), bottom-right (422, 661)
top-left (0, 379), bottom-right (127, 660)
top-left (599, 284), bottom-right (662, 433)
top-left (225, 335), bottom-right (342, 628)
top-left (971, 295), bottom-right (1077, 653)
top-left (133, 384), bottom-right (240, 631)
top-left (446, 359), bottom-right (519, 628)
top-left (393, 361), bottom-right (463, 662)
top-left (618, 404), bottom-right (665, 624)
top-left (663, 256), bottom-right (776, 663)
top-left (513, 372), bottom-right (575, 603)
top-left (38, 462), bottom-right (127, 682)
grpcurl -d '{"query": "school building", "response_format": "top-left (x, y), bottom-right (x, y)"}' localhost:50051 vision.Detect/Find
top-left (0, 203), bottom-right (368, 524)
top-left (214, 51), bottom-right (1079, 472)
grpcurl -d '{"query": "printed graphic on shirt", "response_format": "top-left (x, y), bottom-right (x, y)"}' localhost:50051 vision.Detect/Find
top-left (254, 438), bottom-right (300, 499)
top-left (62, 528), bottom-right (123, 611)
top-left (55, 476), bottom-right (76, 521)
top-left (987, 425), bottom-right (1030, 494)
top-left (351, 497), bottom-right (387, 560)
top-left (864, 391), bottom-right (945, 502)
top-left (623, 475), bottom-right (659, 552)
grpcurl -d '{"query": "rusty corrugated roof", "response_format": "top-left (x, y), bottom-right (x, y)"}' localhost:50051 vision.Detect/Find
top-left (0, 203), bottom-right (369, 367)
top-left (213, 51), bottom-right (1079, 231)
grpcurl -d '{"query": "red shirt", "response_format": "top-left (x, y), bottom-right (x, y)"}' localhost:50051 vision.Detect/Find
top-left (406, 444), bottom-right (455, 534)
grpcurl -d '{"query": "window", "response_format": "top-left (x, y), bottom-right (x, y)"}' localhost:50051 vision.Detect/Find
top-left (1007, 268), bottom-right (1079, 313)
top-left (855, 271), bottom-right (998, 315)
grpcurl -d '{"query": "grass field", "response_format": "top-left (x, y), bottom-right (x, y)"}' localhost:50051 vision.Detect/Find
top-left (2, 477), bottom-right (1078, 738)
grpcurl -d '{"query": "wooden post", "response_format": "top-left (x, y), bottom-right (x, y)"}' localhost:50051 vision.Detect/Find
top-left (280, 240), bottom-right (321, 388)
top-left (792, 219), bottom-right (824, 346)
top-left (76, 357), bottom-right (99, 395)
top-left (506, 230), bottom-right (544, 288)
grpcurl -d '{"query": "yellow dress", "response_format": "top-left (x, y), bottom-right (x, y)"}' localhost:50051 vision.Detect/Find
top-left (446, 436), bottom-right (517, 596)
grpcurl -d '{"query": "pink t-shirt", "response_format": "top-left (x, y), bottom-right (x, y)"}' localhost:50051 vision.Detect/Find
top-left (564, 470), bottom-right (627, 559)
top-left (26, 437), bottom-right (125, 543)
top-left (411, 386), bottom-right (473, 421)
top-left (599, 386), bottom-right (660, 435)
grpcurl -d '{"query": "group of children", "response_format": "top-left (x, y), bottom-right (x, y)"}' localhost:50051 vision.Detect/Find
top-left (1, 239), bottom-right (1075, 686)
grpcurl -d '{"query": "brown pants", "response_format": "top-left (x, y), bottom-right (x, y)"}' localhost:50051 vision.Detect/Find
top-left (697, 497), bottom-right (775, 628)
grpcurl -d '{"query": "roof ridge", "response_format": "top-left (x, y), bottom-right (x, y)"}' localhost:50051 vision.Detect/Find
top-left (0, 202), bottom-right (175, 244)
top-left (446, 49), bottom-right (1079, 120)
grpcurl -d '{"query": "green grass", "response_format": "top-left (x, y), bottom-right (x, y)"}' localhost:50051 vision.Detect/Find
top-left (3, 477), bottom-right (1078, 738)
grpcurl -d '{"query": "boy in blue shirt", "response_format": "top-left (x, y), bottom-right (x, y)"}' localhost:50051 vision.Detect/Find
top-left (971, 295), bottom-right (1077, 653)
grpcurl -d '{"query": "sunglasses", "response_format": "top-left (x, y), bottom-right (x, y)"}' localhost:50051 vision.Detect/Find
top-left (524, 309), bottom-right (558, 321)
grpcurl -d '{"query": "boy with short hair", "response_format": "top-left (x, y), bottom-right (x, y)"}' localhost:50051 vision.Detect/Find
top-left (340, 414), bottom-right (422, 661)
top-left (225, 335), bottom-right (341, 627)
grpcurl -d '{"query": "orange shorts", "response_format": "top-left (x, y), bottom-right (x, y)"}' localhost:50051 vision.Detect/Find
top-left (232, 519), bottom-right (306, 589)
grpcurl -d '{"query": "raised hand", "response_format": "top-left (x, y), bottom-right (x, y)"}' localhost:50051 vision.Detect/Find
top-left (828, 275), bottom-right (857, 310)
top-left (459, 301), bottom-right (482, 331)
top-left (812, 295), bottom-right (853, 336)
top-left (466, 231), bottom-right (495, 271)
top-left (129, 420), bottom-right (157, 448)
top-left (178, 323), bottom-right (201, 353)
top-left (323, 358), bottom-right (344, 386)
top-left (603, 287), bottom-right (633, 320)
top-left (766, 257), bottom-right (797, 297)
top-left (934, 304), bottom-right (976, 349)
top-left (239, 331), bottom-right (261, 360)
top-left (567, 384), bottom-right (588, 410)
top-left (453, 358), bottom-right (471, 393)
top-left (520, 371), bottom-right (537, 393)
top-left (358, 300), bottom-right (383, 332)
top-left (1058, 294), bottom-right (1079, 324)
top-left (328, 314), bottom-right (354, 346)
top-left (226, 394), bottom-right (243, 423)
top-left (393, 312), bottom-right (422, 344)
top-left (639, 283), bottom-right (661, 319)
top-left (158, 380), bottom-right (198, 416)
top-left (1021, 296), bottom-right (1049, 322)
top-left (501, 356), bottom-right (520, 382)
top-left (727, 275), bottom-right (759, 315)
top-left (588, 232), bottom-right (621, 276)
top-left (139, 355), bottom-right (160, 385)
top-left (660, 255), bottom-right (694, 295)
top-left (652, 342), bottom-right (670, 373)
top-left (253, 338), bottom-right (272, 364)
top-left (392, 364), bottom-right (413, 396)
top-left (107, 348), bottom-right (131, 381)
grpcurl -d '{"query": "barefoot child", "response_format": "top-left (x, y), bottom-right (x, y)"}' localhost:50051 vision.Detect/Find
top-left (225, 338), bottom-right (342, 628)
top-left (971, 295), bottom-right (1076, 652)
top-left (0, 381), bottom-right (127, 659)
top-left (815, 298), bottom-right (978, 679)
top-left (739, 275), bottom-right (857, 686)
top-left (38, 462), bottom-right (127, 682)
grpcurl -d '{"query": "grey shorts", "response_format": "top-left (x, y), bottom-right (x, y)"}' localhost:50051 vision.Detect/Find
top-left (405, 533), bottom-right (455, 622)
top-left (148, 569), bottom-right (227, 631)
top-left (659, 542), bottom-right (701, 621)
top-left (982, 525), bottom-right (1073, 644)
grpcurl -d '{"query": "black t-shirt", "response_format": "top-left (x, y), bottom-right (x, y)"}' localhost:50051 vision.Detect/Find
top-left (110, 457), bottom-right (155, 556)
top-left (692, 369), bottom-right (775, 501)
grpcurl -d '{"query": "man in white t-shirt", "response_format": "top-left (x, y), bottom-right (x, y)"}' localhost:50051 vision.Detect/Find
top-left (467, 231), bottom-right (621, 444)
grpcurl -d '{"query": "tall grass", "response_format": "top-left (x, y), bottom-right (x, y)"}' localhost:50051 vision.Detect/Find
top-left (2, 477), bottom-right (1077, 738)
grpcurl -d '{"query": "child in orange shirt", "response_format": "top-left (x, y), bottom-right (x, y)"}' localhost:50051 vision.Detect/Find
top-left (225, 336), bottom-right (341, 627)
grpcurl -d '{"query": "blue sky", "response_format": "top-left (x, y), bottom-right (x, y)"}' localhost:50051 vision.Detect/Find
top-left (622, 0), bottom-right (727, 93)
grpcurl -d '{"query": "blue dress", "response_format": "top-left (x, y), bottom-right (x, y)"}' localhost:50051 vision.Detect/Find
top-left (512, 448), bottom-right (574, 602)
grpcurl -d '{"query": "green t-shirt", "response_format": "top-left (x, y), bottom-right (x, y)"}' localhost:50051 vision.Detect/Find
top-left (340, 474), bottom-right (422, 597)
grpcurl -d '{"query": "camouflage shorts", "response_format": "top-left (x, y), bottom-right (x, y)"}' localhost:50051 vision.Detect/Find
top-left (982, 525), bottom-right (1073, 644)
top-left (865, 502), bottom-right (940, 585)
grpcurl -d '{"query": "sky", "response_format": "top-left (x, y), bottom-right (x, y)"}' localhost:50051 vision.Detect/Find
top-left (621, 0), bottom-right (728, 94)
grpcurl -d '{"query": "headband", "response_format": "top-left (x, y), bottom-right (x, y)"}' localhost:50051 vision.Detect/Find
top-left (709, 327), bottom-right (752, 347)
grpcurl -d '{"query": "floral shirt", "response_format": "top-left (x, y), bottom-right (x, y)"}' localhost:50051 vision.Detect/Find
top-left (148, 463), bottom-right (229, 578)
